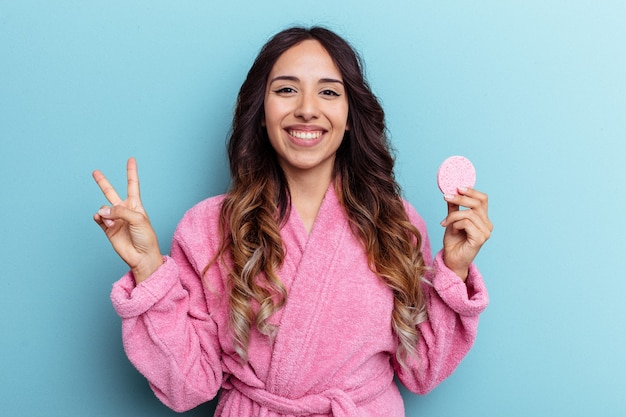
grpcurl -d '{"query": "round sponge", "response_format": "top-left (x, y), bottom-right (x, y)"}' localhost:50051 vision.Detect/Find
top-left (437, 156), bottom-right (476, 195)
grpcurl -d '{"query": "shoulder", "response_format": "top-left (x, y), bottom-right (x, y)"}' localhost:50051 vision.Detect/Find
top-left (174, 194), bottom-right (227, 245)
top-left (183, 194), bottom-right (227, 221)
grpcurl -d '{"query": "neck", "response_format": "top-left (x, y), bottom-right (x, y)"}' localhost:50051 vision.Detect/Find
top-left (283, 168), bottom-right (334, 234)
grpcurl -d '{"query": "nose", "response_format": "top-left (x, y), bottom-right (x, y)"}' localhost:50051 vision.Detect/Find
top-left (294, 91), bottom-right (319, 121)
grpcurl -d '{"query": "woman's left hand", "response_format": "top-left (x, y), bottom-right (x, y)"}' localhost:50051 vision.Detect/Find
top-left (440, 188), bottom-right (493, 280)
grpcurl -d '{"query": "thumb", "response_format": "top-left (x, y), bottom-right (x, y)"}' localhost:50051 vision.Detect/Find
top-left (99, 204), bottom-right (147, 226)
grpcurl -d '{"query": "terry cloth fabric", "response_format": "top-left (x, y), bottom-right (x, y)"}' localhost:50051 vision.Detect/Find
top-left (110, 184), bottom-right (489, 416)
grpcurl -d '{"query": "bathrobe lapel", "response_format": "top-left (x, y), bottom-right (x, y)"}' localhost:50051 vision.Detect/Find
top-left (266, 184), bottom-right (352, 396)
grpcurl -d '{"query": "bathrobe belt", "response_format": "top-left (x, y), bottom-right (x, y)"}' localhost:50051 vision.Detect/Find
top-left (230, 375), bottom-right (391, 417)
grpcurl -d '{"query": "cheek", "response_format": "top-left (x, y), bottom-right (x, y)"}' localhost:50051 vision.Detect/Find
top-left (335, 104), bottom-right (350, 131)
top-left (331, 99), bottom-right (349, 125)
top-left (263, 109), bottom-right (282, 146)
top-left (263, 99), bottom-right (284, 129)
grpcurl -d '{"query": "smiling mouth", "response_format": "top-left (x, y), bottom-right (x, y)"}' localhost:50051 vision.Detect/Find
top-left (288, 130), bottom-right (324, 140)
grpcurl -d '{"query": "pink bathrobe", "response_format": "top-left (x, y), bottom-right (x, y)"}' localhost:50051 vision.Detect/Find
top-left (110, 185), bottom-right (488, 416)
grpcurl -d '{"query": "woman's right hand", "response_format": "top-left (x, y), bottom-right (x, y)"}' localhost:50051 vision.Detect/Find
top-left (93, 157), bottom-right (163, 284)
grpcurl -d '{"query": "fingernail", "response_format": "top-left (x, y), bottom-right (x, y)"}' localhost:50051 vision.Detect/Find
top-left (444, 194), bottom-right (455, 201)
top-left (98, 207), bottom-right (110, 216)
top-left (104, 219), bottom-right (115, 227)
top-left (458, 187), bottom-right (468, 193)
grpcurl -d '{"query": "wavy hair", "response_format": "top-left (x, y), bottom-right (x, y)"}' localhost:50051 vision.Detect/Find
top-left (212, 27), bottom-right (428, 367)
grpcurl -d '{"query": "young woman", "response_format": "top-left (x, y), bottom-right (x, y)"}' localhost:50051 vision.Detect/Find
top-left (93, 26), bottom-right (492, 417)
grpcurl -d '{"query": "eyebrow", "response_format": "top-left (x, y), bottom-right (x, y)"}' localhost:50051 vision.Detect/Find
top-left (269, 75), bottom-right (344, 85)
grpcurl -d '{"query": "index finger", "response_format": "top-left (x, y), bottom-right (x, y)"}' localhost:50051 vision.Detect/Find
top-left (460, 187), bottom-right (488, 202)
top-left (126, 157), bottom-right (141, 200)
top-left (455, 188), bottom-right (489, 212)
top-left (92, 169), bottom-right (123, 205)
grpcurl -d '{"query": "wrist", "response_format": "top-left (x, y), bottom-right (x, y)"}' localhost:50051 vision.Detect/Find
top-left (451, 267), bottom-right (469, 282)
top-left (442, 252), bottom-right (469, 282)
top-left (131, 254), bottom-right (163, 285)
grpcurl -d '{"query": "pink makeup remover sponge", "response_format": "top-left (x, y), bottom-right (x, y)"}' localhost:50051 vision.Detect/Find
top-left (437, 156), bottom-right (476, 195)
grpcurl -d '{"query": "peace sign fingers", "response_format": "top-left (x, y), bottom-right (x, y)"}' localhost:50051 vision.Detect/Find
top-left (91, 157), bottom-right (162, 284)
top-left (93, 157), bottom-right (143, 209)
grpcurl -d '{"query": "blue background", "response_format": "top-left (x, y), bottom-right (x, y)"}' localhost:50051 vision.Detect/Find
top-left (1, 1), bottom-right (625, 416)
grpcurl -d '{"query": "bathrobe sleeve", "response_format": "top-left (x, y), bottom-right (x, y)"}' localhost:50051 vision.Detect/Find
top-left (109, 198), bottom-right (225, 412)
top-left (394, 202), bottom-right (489, 394)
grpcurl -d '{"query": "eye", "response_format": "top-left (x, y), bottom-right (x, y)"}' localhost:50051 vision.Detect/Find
top-left (274, 87), bottom-right (296, 94)
top-left (320, 89), bottom-right (340, 97)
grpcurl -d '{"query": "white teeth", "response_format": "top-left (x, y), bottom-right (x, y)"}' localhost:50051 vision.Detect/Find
top-left (289, 130), bottom-right (323, 140)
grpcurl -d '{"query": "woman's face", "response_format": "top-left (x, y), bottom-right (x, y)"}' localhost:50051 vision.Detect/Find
top-left (263, 39), bottom-right (349, 182)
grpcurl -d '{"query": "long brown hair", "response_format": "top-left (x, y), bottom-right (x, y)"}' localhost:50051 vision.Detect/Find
top-left (213, 27), bottom-right (427, 366)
